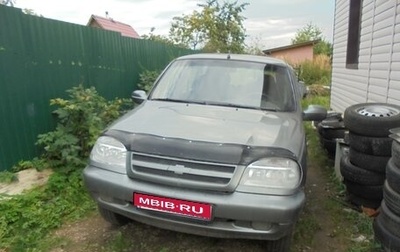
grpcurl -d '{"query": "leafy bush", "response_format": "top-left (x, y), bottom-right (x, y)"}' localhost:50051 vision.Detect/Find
top-left (0, 171), bottom-right (18, 183)
top-left (298, 55), bottom-right (331, 86)
top-left (12, 158), bottom-right (48, 172)
top-left (36, 85), bottom-right (131, 169)
top-left (137, 70), bottom-right (161, 93)
top-left (0, 85), bottom-right (132, 251)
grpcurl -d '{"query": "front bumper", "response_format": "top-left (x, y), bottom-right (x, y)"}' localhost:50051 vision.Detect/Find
top-left (83, 165), bottom-right (305, 240)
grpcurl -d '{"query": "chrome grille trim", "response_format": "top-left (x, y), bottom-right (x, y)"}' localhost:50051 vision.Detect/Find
top-left (130, 151), bottom-right (236, 185)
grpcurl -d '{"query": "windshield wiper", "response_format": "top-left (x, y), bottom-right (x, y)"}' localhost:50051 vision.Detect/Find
top-left (204, 101), bottom-right (279, 112)
top-left (151, 99), bottom-right (279, 111)
top-left (151, 98), bottom-right (206, 105)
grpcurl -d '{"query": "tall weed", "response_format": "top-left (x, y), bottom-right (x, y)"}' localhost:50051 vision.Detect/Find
top-left (298, 55), bottom-right (332, 86)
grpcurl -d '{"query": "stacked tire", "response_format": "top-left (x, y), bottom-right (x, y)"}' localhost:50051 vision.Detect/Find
top-left (341, 103), bottom-right (400, 209)
top-left (374, 138), bottom-right (400, 251)
top-left (316, 112), bottom-right (346, 158)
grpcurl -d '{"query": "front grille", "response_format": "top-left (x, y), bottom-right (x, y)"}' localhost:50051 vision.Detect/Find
top-left (130, 152), bottom-right (236, 185)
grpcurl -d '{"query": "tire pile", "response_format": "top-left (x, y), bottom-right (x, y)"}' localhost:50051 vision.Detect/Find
top-left (341, 103), bottom-right (400, 209)
top-left (316, 112), bottom-right (346, 158)
top-left (374, 132), bottom-right (400, 251)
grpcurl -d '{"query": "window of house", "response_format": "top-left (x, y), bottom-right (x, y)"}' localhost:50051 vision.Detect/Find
top-left (346, 0), bottom-right (362, 69)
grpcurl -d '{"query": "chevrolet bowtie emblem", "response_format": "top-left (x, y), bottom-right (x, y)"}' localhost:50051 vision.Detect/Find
top-left (168, 164), bottom-right (186, 175)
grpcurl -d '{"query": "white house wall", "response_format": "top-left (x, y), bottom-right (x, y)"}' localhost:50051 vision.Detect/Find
top-left (331, 0), bottom-right (400, 113)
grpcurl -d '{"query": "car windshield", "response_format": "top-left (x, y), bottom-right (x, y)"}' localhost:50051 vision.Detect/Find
top-left (149, 58), bottom-right (295, 111)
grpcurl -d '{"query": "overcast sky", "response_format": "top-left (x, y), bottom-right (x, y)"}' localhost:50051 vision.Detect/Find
top-left (14, 0), bottom-right (335, 50)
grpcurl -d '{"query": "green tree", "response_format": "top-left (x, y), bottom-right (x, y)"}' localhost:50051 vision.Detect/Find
top-left (1, 0), bottom-right (15, 6)
top-left (292, 22), bottom-right (333, 56)
top-left (169, 0), bottom-right (248, 53)
top-left (314, 41), bottom-right (333, 57)
top-left (141, 27), bottom-right (176, 46)
top-left (245, 34), bottom-right (264, 55)
top-left (23, 8), bottom-right (42, 16)
top-left (292, 23), bottom-right (322, 44)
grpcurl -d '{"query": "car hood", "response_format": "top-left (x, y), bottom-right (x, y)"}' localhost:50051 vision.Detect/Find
top-left (109, 101), bottom-right (303, 155)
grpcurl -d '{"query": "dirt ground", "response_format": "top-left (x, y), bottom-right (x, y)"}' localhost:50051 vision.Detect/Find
top-left (48, 162), bottom-right (363, 252)
top-left (297, 161), bottom-right (348, 252)
top-left (0, 169), bottom-right (52, 197)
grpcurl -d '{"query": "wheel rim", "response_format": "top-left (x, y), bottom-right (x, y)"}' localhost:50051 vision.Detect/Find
top-left (357, 105), bottom-right (400, 117)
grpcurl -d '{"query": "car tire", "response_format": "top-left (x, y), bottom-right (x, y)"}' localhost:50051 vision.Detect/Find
top-left (386, 158), bottom-right (400, 194)
top-left (344, 103), bottom-right (400, 137)
top-left (383, 181), bottom-right (400, 216)
top-left (320, 128), bottom-right (346, 140)
top-left (317, 123), bottom-right (346, 140)
top-left (348, 132), bottom-right (392, 156)
top-left (347, 193), bottom-right (382, 209)
top-left (348, 148), bottom-right (390, 173)
top-left (343, 180), bottom-right (383, 200)
top-left (321, 137), bottom-right (336, 157)
top-left (265, 233), bottom-right (291, 252)
top-left (340, 155), bottom-right (385, 186)
top-left (374, 214), bottom-right (400, 252)
top-left (317, 116), bottom-right (345, 139)
top-left (379, 201), bottom-right (400, 238)
top-left (98, 206), bottom-right (131, 226)
top-left (393, 140), bottom-right (400, 168)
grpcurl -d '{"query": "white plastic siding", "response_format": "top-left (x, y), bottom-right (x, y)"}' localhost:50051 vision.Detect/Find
top-left (331, 0), bottom-right (400, 113)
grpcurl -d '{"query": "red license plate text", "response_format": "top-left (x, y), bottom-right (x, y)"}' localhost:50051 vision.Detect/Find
top-left (134, 193), bottom-right (212, 221)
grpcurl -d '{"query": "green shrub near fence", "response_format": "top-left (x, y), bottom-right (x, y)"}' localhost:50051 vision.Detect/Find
top-left (36, 85), bottom-right (132, 169)
top-left (0, 5), bottom-right (195, 171)
top-left (137, 69), bottom-right (162, 92)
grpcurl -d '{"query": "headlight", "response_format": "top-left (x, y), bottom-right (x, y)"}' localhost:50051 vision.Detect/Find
top-left (90, 136), bottom-right (127, 173)
top-left (237, 158), bottom-right (301, 194)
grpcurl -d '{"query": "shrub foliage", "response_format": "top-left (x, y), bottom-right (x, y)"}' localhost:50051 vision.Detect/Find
top-left (36, 85), bottom-right (131, 168)
top-left (137, 70), bottom-right (160, 93)
top-left (0, 85), bottom-right (131, 251)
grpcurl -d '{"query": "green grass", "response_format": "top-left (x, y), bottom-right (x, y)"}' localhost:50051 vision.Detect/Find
top-left (34, 236), bottom-right (72, 252)
top-left (0, 171), bottom-right (18, 183)
top-left (0, 167), bottom-right (95, 251)
top-left (293, 212), bottom-right (322, 246)
top-left (102, 231), bottom-right (134, 252)
top-left (293, 96), bottom-right (333, 248)
top-left (302, 92), bottom-right (330, 109)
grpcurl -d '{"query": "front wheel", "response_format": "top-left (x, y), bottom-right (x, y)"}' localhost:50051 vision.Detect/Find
top-left (98, 205), bottom-right (131, 226)
top-left (265, 232), bottom-right (292, 252)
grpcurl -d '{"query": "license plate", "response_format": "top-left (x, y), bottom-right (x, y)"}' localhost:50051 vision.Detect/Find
top-left (133, 193), bottom-right (212, 221)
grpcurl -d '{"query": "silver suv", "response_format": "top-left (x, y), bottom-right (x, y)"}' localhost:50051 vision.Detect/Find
top-left (83, 53), bottom-right (326, 251)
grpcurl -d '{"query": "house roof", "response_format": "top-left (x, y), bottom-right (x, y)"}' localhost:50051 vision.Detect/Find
top-left (87, 15), bottom-right (140, 38)
top-left (263, 39), bottom-right (320, 54)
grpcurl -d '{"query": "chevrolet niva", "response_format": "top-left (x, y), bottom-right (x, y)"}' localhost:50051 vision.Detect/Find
top-left (83, 53), bottom-right (327, 251)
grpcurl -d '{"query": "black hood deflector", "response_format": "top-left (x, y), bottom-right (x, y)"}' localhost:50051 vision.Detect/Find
top-left (103, 129), bottom-right (297, 166)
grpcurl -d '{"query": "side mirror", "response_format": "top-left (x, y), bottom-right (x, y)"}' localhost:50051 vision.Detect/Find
top-left (131, 90), bottom-right (147, 104)
top-left (303, 105), bottom-right (327, 121)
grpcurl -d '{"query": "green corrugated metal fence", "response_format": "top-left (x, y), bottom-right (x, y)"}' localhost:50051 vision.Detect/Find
top-left (0, 5), bottom-right (195, 171)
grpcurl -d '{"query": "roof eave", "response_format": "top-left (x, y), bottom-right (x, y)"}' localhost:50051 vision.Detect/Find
top-left (262, 39), bottom-right (321, 54)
